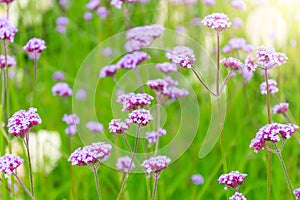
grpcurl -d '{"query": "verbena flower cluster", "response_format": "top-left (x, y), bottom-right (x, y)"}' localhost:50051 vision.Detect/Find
top-left (23, 38), bottom-right (47, 57)
top-left (294, 187), bottom-right (300, 199)
top-left (108, 119), bottom-right (131, 134)
top-left (255, 46), bottom-right (287, 69)
top-left (272, 103), bottom-right (289, 115)
top-left (260, 79), bottom-right (279, 94)
top-left (0, 55), bottom-right (16, 68)
top-left (116, 156), bottom-right (135, 172)
top-left (222, 37), bottom-right (253, 54)
top-left (166, 45), bottom-right (195, 66)
top-left (117, 51), bottom-right (150, 69)
top-left (229, 192), bottom-right (247, 200)
top-left (86, 121), bottom-right (104, 133)
top-left (221, 57), bottom-right (244, 70)
top-left (218, 171), bottom-right (247, 190)
top-left (141, 156), bottom-right (171, 176)
top-left (62, 114), bottom-right (80, 135)
top-left (0, 17), bottom-right (18, 42)
top-left (7, 108), bottom-right (42, 138)
top-left (250, 123), bottom-right (298, 153)
top-left (156, 62), bottom-right (178, 74)
top-left (117, 93), bottom-right (154, 111)
top-left (52, 82), bottom-right (73, 97)
top-left (201, 13), bottom-right (231, 32)
top-left (191, 174), bottom-right (204, 185)
top-left (0, 154), bottom-right (24, 178)
top-left (146, 128), bottom-right (166, 143)
top-left (111, 0), bottom-right (149, 9)
top-left (68, 142), bottom-right (112, 166)
top-left (128, 109), bottom-right (153, 126)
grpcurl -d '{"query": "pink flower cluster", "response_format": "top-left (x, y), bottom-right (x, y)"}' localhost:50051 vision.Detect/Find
top-left (294, 187), bottom-right (300, 199)
top-left (128, 109), bottom-right (153, 126)
top-left (222, 38), bottom-right (253, 54)
top-left (244, 57), bottom-right (258, 72)
top-left (52, 71), bottom-right (65, 81)
top-left (141, 155), bottom-right (171, 176)
top-left (0, 17), bottom-right (18, 42)
top-left (250, 123), bottom-right (298, 153)
top-left (99, 64), bottom-right (118, 78)
top-left (85, 0), bottom-right (109, 20)
top-left (229, 192), bottom-right (247, 200)
top-left (201, 13), bottom-right (231, 32)
top-left (125, 24), bottom-right (164, 51)
top-left (117, 51), bottom-right (149, 69)
top-left (0, 55), bottom-right (16, 68)
top-left (55, 16), bottom-right (69, 34)
top-left (166, 45), bottom-right (195, 66)
top-left (23, 38), bottom-right (46, 57)
top-left (218, 171), bottom-right (247, 190)
top-left (62, 114), bottom-right (80, 135)
top-left (272, 103), bottom-right (289, 114)
top-left (68, 142), bottom-right (112, 166)
top-left (221, 57), bottom-right (244, 70)
top-left (260, 79), bottom-right (279, 94)
top-left (108, 119), bottom-right (130, 134)
top-left (7, 108), bottom-right (42, 138)
top-left (156, 62), bottom-right (178, 74)
top-left (117, 93), bottom-right (154, 111)
top-left (146, 128), bottom-right (166, 143)
top-left (0, 154), bottom-right (24, 178)
top-left (116, 156), bottom-right (135, 172)
top-left (52, 82), bottom-right (72, 97)
top-left (255, 46), bottom-right (287, 69)
top-left (191, 174), bottom-right (204, 185)
top-left (86, 121), bottom-right (104, 133)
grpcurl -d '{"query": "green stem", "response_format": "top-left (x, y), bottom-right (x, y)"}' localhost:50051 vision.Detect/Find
top-left (31, 56), bottom-right (37, 106)
top-left (216, 32), bottom-right (220, 96)
top-left (93, 167), bottom-right (102, 200)
top-left (13, 173), bottom-right (34, 200)
top-left (24, 134), bottom-right (35, 198)
top-left (151, 175), bottom-right (159, 200)
top-left (154, 103), bottom-right (161, 156)
top-left (68, 135), bottom-right (76, 200)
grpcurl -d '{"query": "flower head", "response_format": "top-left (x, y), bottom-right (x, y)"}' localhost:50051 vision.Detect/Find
top-left (294, 187), bottom-right (300, 199)
top-left (23, 38), bottom-right (46, 57)
top-left (0, 55), bottom-right (16, 68)
top-left (146, 128), bottom-right (166, 143)
top-left (240, 67), bottom-right (253, 81)
top-left (166, 45), bottom-right (195, 65)
top-left (141, 155), bottom-right (171, 176)
top-left (0, 154), bottom-right (23, 178)
top-left (116, 156), bottom-right (135, 172)
top-left (128, 109), bottom-right (153, 126)
top-left (117, 51), bottom-right (149, 69)
top-left (52, 82), bottom-right (72, 97)
top-left (229, 192), bottom-right (247, 200)
top-left (250, 123), bottom-right (298, 153)
top-left (52, 71), bottom-right (65, 81)
top-left (86, 121), bottom-right (104, 133)
top-left (201, 13), bottom-right (231, 32)
top-left (86, 0), bottom-right (100, 10)
top-left (108, 119), bottom-right (130, 134)
top-left (202, 0), bottom-right (215, 6)
top-left (97, 7), bottom-right (110, 19)
top-left (99, 64), bottom-right (119, 78)
top-left (218, 171), bottom-right (247, 190)
top-left (244, 57), bottom-right (258, 72)
top-left (117, 93), bottom-right (153, 111)
top-left (191, 174), bottom-right (204, 185)
top-left (0, 18), bottom-right (18, 42)
top-left (7, 108), bottom-right (42, 138)
top-left (221, 57), bottom-right (244, 70)
top-left (260, 79), bottom-right (279, 94)
top-left (156, 62), bottom-right (178, 74)
top-left (62, 114), bottom-right (80, 125)
top-left (255, 46), bottom-right (287, 69)
top-left (272, 103), bottom-right (289, 114)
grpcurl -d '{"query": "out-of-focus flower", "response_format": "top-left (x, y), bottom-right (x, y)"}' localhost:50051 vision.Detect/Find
top-left (221, 57), bottom-right (244, 70)
top-left (218, 171), bottom-right (247, 190)
top-left (0, 18), bottom-right (18, 42)
top-left (0, 55), bottom-right (16, 68)
top-left (0, 154), bottom-right (23, 178)
top-left (86, 121), bottom-right (104, 133)
top-left (146, 128), bottom-right (166, 143)
top-left (260, 79), bottom-right (279, 94)
top-left (97, 7), bottom-right (110, 19)
top-left (156, 62), bottom-right (178, 74)
top-left (141, 155), bottom-right (171, 176)
top-left (62, 114), bottom-right (80, 125)
top-left (84, 12), bottom-right (93, 21)
top-left (117, 51), bottom-right (149, 69)
top-left (0, 0), bottom-right (15, 3)
top-left (86, 0), bottom-right (100, 10)
top-left (52, 71), bottom-right (65, 81)
top-left (231, 0), bottom-right (246, 10)
top-left (201, 13), bottom-right (231, 32)
top-left (294, 187), bottom-right (300, 199)
top-left (272, 103), bottom-right (289, 114)
top-left (191, 174), bottom-right (204, 185)
top-left (229, 192), bottom-right (247, 200)
top-left (75, 89), bottom-right (87, 100)
top-left (56, 17), bottom-right (69, 34)
top-left (166, 45), bottom-right (195, 65)
top-left (233, 17), bottom-right (243, 29)
top-left (52, 82), bottom-right (72, 97)
top-left (99, 64), bottom-right (119, 78)
top-left (116, 156), bottom-right (135, 172)
top-left (202, 0), bottom-right (215, 6)
top-left (240, 68), bottom-right (253, 81)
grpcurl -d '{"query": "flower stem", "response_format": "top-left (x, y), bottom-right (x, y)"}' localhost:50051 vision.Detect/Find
top-left (93, 167), bottom-right (102, 200)
top-left (117, 126), bottom-right (140, 199)
top-left (216, 32), bottom-right (220, 96)
top-left (154, 103), bottom-right (161, 156)
top-left (24, 133), bottom-right (35, 198)
top-left (13, 173), bottom-right (34, 200)
top-left (68, 135), bottom-right (76, 200)
top-left (122, 133), bottom-right (132, 152)
top-left (151, 175), bottom-right (159, 200)
top-left (31, 57), bottom-right (37, 106)
top-left (219, 70), bottom-right (233, 94)
top-left (274, 144), bottom-right (294, 197)
top-left (190, 67), bottom-right (217, 96)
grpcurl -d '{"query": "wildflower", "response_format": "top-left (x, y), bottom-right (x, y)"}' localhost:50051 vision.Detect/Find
top-left (0, 55), bottom-right (16, 68)
top-left (86, 121), bottom-right (104, 133)
top-left (228, 38), bottom-right (247, 50)
top-left (221, 57), bottom-right (244, 70)
top-left (146, 128), bottom-right (166, 143)
top-left (202, 0), bottom-right (215, 6)
top-left (191, 174), bottom-right (204, 185)
top-left (250, 123), bottom-right (298, 153)
top-left (7, 108), bottom-right (42, 138)
top-left (260, 79), bottom-right (279, 94)
top-left (108, 119), bottom-right (130, 134)
top-left (233, 17), bottom-right (243, 29)
top-left (294, 187), bottom-right (300, 199)
top-left (99, 64), bottom-right (119, 78)
top-left (129, 109), bottom-right (153, 126)
top-left (55, 17), bottom-right (69, 33)
top-left (68, 142), bottom-right (112, 166)
top-left (272, 103), bottom-right (289, 114)
top-left (166, 45), bottom-right (195, 65)
top-left (255, 46), bottom-right (287, 69)
top-left (244, 57), bottom-right (258, 72)
top-left (116, 156), bottom-right (135, 172)
top-left (65, 125), bottom-right (77, 136)
top-left (229, 192), bottom-right (247, 200)
top-left (156, 62), bottom-right (178, 74)
top-left (0, 18), bottom-right (18, 42)
top-left (240, 68), bottom-right (253, 81)
top-left (231, 0), bottom-right (246, 10)
top-left (62, 114), bottom-right (80, 125)
top-left (75, 89), bottom-right (87, 100)
top-left (52, 82), bottom-right (72, 97)
top-left (218, 171), bottom-right (247, 190)
top-left (111, 0), bottom-right (124, 9)
top-left (201, 13), bottom-right (231, 32)
top-left (97, 7), bottom-right (110, 19)
top-left (117, 93), bottom-right (153, 111)
top-left (84, 12), bottom-right (93, 21)
top-left (0, 0), bottom-right (15, 3)
top-left (0, 154), bottom-right (23, 178)
top-left (23, 38), bottom-right (46, 57)
top-left (86, 0), bottom-right (100, 10)
top-left (141, 155), bottom-right (171, 176)
top-left (52, 71), bottom-right (65, 81)
top-left (117, 51), bottom-right (150, 69)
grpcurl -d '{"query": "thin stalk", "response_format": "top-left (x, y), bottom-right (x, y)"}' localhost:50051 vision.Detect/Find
top-left (122, 133), bottom-right (132, 152)
top-left (151, 175), bottom-right (159, 200)
top-left (93, 167), bottom-right (102, 200)
top-left (264, 69), bottom-right (272, 200)
top-left (31, 56), bottom-right (37, 106)
top-left (219, 70), bottom-right (233, 94)
top-left (190, 67), bottom-right (217, 96)
top-left (217, 97), bottom-right (227, 173)
top-left (68, 135), bottom-right (76, 200)
top-left (154, 103), bottom-right (161, 156)
top-left (24, 134), bottom-right (34, 198)
top-left (13, 173), bottom-right (34, 200)
top-left (117, 126), bottom-right (140, 199)
top-left (274, 144), bottom-right (294, 197)
top-left (123, 7), bottom-right (130, 29)
top-left (216, 32), bottom-right (220, 96)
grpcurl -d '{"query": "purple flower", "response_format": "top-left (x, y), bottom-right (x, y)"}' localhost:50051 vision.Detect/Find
top-left (272, 103), bottom-right (289, 114)
top-left (218, 171), bottom-right (247, 190)
top-left (52, 82), bottom-right (72, 97)
top-left (260, 79), bottom-right (279, 94)
top-left (0, 0), bottom-right (14, 3)
top-left (62, 114), bottom-right (80, 125)
top-left (294, 187), bottom-right (300, 199)
top-left (23, 38), bottom-right (46, 57)
top-left (68, 142), bottom-right (112, 166)
top-left (228, 38), bottom-right (246, 50)
top-left (0, 18), bottom-right (18, 42)
top-left (191, 174), bottom-right (204, 185)
top-left (255, 46), bottom-right (287, 69)
top-left (141, 155), bottom-right (171, 175)
top-left (75, 89), bottom-right (87, 100)
top-left (250, 123), bottom-right (298, 153)
top-left (221, 57), bottom-right (244, 70)
top-left (7, 108), bottom-right (42, 138)
top-left (146, 128), bottom-right (166, 143)
top-left (52, 71), bottom-right (65, 81)
top-left (99, 64), bottom-right (119, 78)
top-left (202, 0), bottom-right (215, 6)
top-left (86, 121), bottom-right (104, 133)
top-left (128, 109), bottom-right (153, 126)
top-left (0, 55), bottom-right (16, 68)
top-left (244, 57), bottom-right (258, 72)
top-left (108, 119), bottom-right (130, 134)
top-left (166, 46), bottom-right (195, 65)
top-left (56, 16), bottom-right (69, 26)
top-left (117, 93), bottom-right (153, 111)
top-left (233, 17), bottom-right (243, 29)
top-left (0, 154), bottom-right (23, 178)
top-left (111, 0), bottom-right (124, 9)
top-left (65, 125), bottom-right (77, 136)
top-left (97, 7), bottom-right (109, 19)
top-left (86, 0), bottom-right (100, 10)
top-left (116, 156), bottom-right (135, 172)
top-left (201, 13), bottom-right (231, 32)
top-left (231, 0), bottom-right (246, 10)
top-left (176, 55), bottom-right (195, 69)
top-left (84, 12), bottom-right (93, 21)
top-left (117, 51), bottom-right (150, 69)
top-left (156, 62), bottom-right (178, 74)
top-left (229, 192), bottom-right (247, 200)
top-left (240, 68), bottom-right (253, 81)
